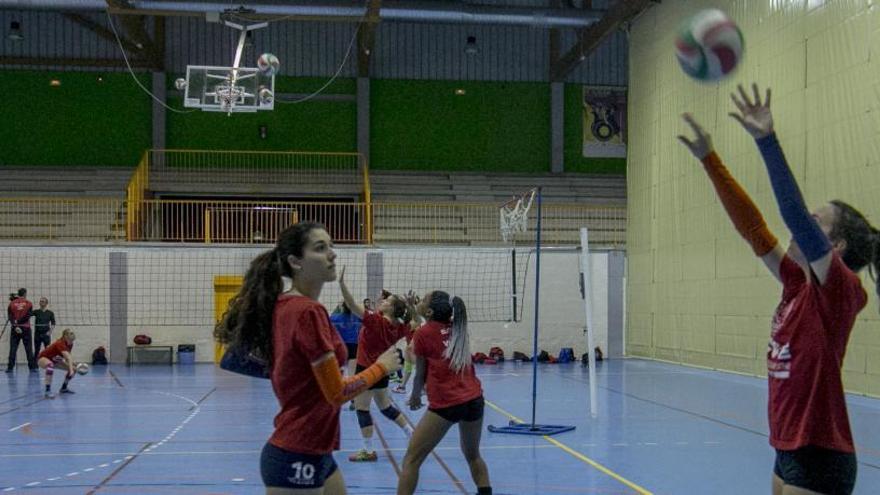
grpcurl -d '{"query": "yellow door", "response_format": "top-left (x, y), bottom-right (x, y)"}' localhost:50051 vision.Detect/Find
top-left (213, 275), bottom-right (244, 364)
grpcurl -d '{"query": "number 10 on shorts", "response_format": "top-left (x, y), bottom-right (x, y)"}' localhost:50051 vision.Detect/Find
top-left (288, 461), bottom-right (315, 484)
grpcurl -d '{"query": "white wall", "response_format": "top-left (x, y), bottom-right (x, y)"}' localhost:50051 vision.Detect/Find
top-left (2, 245), bottom-right (616, 365)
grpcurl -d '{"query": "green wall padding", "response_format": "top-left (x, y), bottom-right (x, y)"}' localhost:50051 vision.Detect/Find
top-left (0, 71), bottom-right (151, 167)
top-left (370, 80), bottom-right (551, 173)
top-left (0, 71), bottom-right (625, 176)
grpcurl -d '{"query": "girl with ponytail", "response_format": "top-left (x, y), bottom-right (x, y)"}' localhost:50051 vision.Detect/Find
top-left (679, 83), bottom-right (879, 495)
top-left (338, 272), bottom-right (415, 462)
top-left (215, 222), bottom-right (401, 494)
top-left (398, 291), bottom-right (492, 495)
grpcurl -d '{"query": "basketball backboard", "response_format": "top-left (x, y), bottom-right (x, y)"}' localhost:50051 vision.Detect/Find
top-left (181, 65), bottom-right (275, 114)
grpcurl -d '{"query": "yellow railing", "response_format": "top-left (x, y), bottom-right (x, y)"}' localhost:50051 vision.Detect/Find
top-left (0, 198), bottom-right (625, 246)
top-left (125, 151), bottom-right (150, 241)
top-left (129, 200), bottom-right (368, 244)
top-left (363, 162), bottom-right (373, 244)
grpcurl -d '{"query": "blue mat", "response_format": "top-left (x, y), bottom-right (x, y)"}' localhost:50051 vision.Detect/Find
top-left (488, 420), bottom-right (575, 436)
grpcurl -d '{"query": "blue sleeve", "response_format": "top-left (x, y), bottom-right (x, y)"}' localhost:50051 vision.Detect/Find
top-left (755, 133), bottom-right (830, 262)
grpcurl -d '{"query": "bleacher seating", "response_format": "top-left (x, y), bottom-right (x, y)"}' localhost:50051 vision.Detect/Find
top-left (0, 166), bottom-right (626, 245)
top-left (0, 167), bottom-right (129, 241)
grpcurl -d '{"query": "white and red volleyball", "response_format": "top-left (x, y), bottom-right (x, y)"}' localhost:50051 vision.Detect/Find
top-left (675, 9), bottom-right (744, 82)
top-left (257, 53), bottom-right (280, 77)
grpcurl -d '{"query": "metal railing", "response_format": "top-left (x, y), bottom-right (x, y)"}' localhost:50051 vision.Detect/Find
top-left (130, 200), bottom-right (367, 244)
top-left (125, 151), bottom-right (150, 241)
top-left (0, 199), bottom-right (625, 246)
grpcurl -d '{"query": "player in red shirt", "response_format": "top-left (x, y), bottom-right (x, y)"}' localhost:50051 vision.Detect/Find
top-left (393, 291), bottom-right (423, 395)
top-left (338, 272), bottom-right (415, 462)
top-left (679, 84), bottom-right (880, 495)
top-left (214, 222), bottom-right (401, 494)
top-left (398, 291), bottom-right (492, 495)
top-left (37, 328), bottom-right (77, 398)
top-left (5, 288), bottom-right (36, 372)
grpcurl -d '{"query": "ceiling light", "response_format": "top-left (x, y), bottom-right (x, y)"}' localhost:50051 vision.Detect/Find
top-left (7, 21), bottom-right (23, 42)
top-left (464, 35), bottom-right (479, 55)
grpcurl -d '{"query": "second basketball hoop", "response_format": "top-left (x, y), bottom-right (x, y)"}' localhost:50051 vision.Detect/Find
top-left (499, 188), bottom-right (536, 243)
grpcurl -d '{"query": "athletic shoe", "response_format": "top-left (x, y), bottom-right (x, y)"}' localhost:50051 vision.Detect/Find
top-left (348, 450), bottom-right (378, 462)
top-left (44, 392), bottom-right (55, 399)
top-left (5, 368), bottom-right (12, 373)
top-left (59, 387), bottom-right (75, 394)
top-left (392, 385), bottom-right (406, 394)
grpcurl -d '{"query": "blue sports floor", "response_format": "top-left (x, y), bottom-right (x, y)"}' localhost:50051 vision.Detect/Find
top-left (1, 359), bottom-right (879, 494)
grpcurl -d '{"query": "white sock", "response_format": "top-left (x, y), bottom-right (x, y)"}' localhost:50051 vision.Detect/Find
top-left (362, 437), bottom-right (373, 452)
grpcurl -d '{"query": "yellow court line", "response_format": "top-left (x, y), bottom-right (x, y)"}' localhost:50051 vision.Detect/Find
top-left (483, 399), bottom-right (653, 495)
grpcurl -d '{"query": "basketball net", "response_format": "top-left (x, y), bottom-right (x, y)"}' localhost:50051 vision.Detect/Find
top-left (499, 189), bottom-right (536, 243)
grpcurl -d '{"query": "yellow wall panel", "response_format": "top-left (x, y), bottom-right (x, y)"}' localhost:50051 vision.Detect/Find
top-left (627, 0), bottom-right (879, 394)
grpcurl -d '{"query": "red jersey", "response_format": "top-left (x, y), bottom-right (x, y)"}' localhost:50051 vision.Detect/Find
top-left (767, 254), bottom-right (866, 453)
top-left (8, 298), bottom-right (32, 329)
top-left (412, 320), bottom-right (482, 409)
top-left (356, 311), bottom-right (411, 368)
top-left (39, 338), bottom-right (71, 361)
top-left (268, 295), bottom-right (347, 455)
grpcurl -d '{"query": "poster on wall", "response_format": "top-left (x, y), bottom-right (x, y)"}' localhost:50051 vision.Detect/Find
top-left (582, 86), bottom-right (627, 158)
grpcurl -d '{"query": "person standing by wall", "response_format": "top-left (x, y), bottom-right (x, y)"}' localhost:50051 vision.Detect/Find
top-left (32, 297), bottom-right (56, 358)
top-left (6, 288), bottom-right (35, 373)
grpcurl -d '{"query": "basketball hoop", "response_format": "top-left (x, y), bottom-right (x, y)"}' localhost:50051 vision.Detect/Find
top-left (499, 189), bottom-right (536, 243)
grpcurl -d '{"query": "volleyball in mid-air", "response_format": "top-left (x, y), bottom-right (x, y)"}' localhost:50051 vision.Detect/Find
top-left (257, 53), bottom-right (280, 77)
top-left (675, 9), bottom-right (743, 82)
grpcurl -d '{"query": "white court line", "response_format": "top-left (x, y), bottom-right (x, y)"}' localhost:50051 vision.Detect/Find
top-left (0, 443), bottom-right (564, 459)
top-left (8, 422), bottom-right (30, 432)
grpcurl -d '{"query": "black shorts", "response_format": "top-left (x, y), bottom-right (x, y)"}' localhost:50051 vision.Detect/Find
top-left (260, 442), bottom-right (337, 489)
top-left (356, 364), bottom-right (389, 390)
top-left (430, 396), bottom-right (484, 423)
top-left (345, 343), bottom-right (358, 361)
top-left (774, 445), bottom-right (857, 495)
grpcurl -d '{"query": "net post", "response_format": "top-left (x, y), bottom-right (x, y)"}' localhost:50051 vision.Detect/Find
top-left (530, 186), bottom-right (542, 428)
top-left (579, 227), bottom-right (598, 418)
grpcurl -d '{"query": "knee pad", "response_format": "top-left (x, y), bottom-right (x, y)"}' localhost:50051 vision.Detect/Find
top-left (356, 409), bottom-right (373, 429)
top-left (380, 405), bottom-right (401, 421)
top-left (45, 363), bottom-right (54, 376)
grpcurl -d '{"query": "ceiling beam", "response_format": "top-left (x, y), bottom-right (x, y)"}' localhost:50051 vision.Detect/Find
top-left (15, 1), bottom-right (602, 28)
top-left (550, 0), bottom-right (653, 82)
top-left (0, 57), bottom-right (154, 68)
top-left (548, 0), bottom-right (568, 80)
top-left (151, 16), bottom-right (165, 71)
top-left (357, 0), bottom-right (382, 77)
top-left (63, 13), bottom-right (143, 55)
top-left (106, 0), bottom-right (162, 70)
